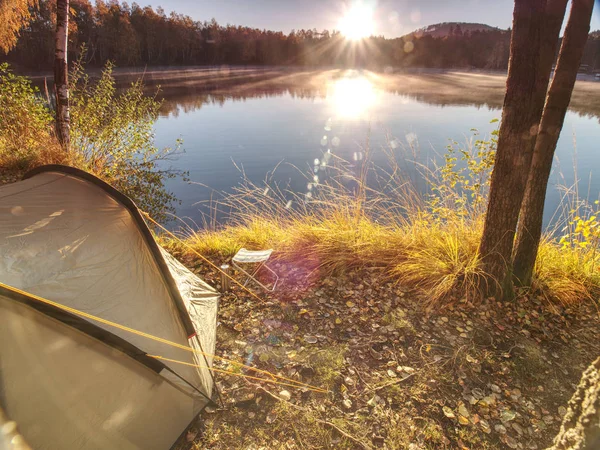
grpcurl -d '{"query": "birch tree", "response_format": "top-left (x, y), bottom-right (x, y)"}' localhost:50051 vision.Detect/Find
top-left (55, 0), bottom-right (70, 149)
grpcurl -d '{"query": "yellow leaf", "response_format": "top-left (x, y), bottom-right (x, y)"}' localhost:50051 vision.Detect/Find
top-left (346, 301), bottom-right (355, 307)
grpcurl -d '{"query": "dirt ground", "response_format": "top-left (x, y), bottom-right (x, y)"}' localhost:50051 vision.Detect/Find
top-left (171, 256), bottom-right (600, 450)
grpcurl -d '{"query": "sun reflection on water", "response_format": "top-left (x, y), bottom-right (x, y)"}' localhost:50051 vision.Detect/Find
top-left (329, 76), bottom-right (378, 119)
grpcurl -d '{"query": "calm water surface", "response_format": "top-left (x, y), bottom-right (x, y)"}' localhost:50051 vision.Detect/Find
top-left (151, 69), bottom-right (600, 228)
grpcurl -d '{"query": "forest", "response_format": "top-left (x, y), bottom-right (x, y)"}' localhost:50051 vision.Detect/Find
top-left (4, 0), bottom-right (599, 71)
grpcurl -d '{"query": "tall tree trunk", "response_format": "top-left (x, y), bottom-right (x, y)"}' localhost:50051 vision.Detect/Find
top-left (513, 0), bottom-right (595, 286)
top-left (54, 0), bottom-right (70, 150)
top-left (547, 357), bottom-right (600, 449)
top-left (478, 0), bottom-right (567, 297)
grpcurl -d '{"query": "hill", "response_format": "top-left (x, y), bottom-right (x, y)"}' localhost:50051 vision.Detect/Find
top-left (410, 22), bottom-right (504, 38)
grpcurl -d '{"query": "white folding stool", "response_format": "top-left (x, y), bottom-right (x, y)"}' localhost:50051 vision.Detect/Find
top-left (231, 248), bottom-right (278, 292)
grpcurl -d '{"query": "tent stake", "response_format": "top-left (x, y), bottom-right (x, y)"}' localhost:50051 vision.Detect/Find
top-left (220, 264), bottom-right (231, 292)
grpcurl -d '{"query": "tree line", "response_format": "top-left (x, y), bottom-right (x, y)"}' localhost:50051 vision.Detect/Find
top-left (0, 0), bottom-right (584, 71)
top-left (4, 1), bottom-right (600, 72)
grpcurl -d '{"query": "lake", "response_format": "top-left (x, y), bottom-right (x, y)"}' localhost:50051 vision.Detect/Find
top-left (144, 68), bottom-right (600, 229)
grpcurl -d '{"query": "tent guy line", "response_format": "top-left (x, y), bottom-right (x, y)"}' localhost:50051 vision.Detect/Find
top-left (149, 355), bottom-right (329, 393)
top-left (142, 212), bottom-right (267, 304)
top-left (0, 280), bottom-right (327, 394)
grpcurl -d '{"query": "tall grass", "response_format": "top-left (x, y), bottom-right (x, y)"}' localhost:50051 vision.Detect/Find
top-left (166, 125), bottom-right (600, 307)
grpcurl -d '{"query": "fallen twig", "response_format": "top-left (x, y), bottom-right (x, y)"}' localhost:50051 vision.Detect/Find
top-left (319, 420), bottom-right (372, 450)
top-left (365, 372), bottom-right (417, 393)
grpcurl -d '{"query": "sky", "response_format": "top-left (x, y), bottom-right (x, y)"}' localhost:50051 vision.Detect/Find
top-left (142, 0), bottom-right (600, 38)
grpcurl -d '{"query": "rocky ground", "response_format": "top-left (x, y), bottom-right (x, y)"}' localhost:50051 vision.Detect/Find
top-left (172, 256), bottom-right (600, 450)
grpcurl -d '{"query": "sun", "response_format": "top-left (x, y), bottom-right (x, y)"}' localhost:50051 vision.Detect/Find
top-left (338, 3), bottom-right (375, 40)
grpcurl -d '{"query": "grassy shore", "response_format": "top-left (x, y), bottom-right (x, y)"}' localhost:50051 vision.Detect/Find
top-left (161, 135), bottom-right (600, 308)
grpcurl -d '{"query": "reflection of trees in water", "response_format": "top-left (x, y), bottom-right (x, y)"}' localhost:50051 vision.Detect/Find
top-left (154, 69), bottom-right (506, 117)
top-left (150, 69), bottom-right (600, 120)
top-left (152, 69), bottom-right (330, 117)
top-left (159, 88), bottom-right (328, 117)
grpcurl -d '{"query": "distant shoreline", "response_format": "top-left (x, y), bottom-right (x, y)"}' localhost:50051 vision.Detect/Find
top-left (18, 66), bottom-right (600, 119)
top-left (19, 65), bottom-right (509, 80)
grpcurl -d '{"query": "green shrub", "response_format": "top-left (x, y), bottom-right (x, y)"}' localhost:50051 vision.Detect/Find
top-left (69, 59), bottom-right (184, 221)
top-left (0, 62), bottom-right (63, 173)
top-left (0, 61), bottom-right (183, 221)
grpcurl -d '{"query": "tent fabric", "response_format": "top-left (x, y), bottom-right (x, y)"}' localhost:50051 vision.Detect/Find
top-left (160, 248), bottom-right (218, 395)
top-left (0, 297), bottom-right (194, 450)
top-left (0, 166), bottom-right (219, 449)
